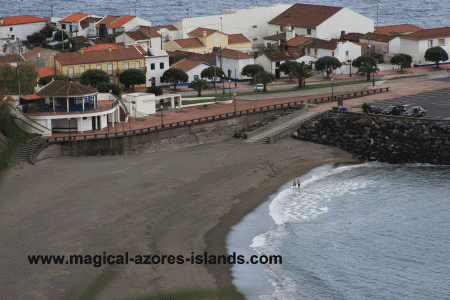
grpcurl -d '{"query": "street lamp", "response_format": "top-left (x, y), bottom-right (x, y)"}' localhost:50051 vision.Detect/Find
top-left (228, 79), bottom-right (231, 96)
top-left (348, 60), bottom-right (352, 77)
top-left (233, 93), bottom-right (236, 115)
top-left (222, 76), bottom-right (225, 94)
top-left (331, 78), bottom-right (334, 98)
top-left (373, 66), bottom-right (376, 86)
top-left (160, 104), bottom-right (164, 127)
top-left (235, 68), bottom-right (237, 87)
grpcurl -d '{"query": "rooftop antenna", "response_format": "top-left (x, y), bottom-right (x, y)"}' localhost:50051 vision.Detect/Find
top-left (187, 8), bottom-right (189, 18)
top-left (134, 1), bottom-right (137, 16)
top-left (376, 0), bottom-right (379, 27)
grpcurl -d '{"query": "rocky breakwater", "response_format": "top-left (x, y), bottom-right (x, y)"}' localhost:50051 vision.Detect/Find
top-left (295, 112), bottom-right (450, 164)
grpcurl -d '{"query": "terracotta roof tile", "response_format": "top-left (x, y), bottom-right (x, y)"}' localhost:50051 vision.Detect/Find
top-left (83, 43), bottom-right (124, 51)
top-left (95, 15), bottom-right (121, 28)
top-left (286, 36), bottom-right (312, 46)
top-left (152, 25), bottom-right (177, 31)
top-left (305, 38), bottom-right (337, 50)
top-left (126, 31), bottom-right (151, 41)
top-left (263, 32), bottom-right (291, 41)
top-left (22, 47), bottom-right (47, 60)
top-left (343, 32), bottom-right (363, 42)
top-left (375, 24), bottom-right (423, 35)
top-left (36, 80), bottom-right (97, 96)
top-left (401, 27), bottom-right (450, 40)
top-left (360, 32), bottom-right (396, 43)
top-left (139, 26), bottom-right (161, 38)
top-left (0, 15), bottom-right (47, 26)
top-left (69, 36), bottom-right (90, 44)
top-left (173, 38), bottom-right (205, 49)
top-left (214, 48), bottom-right (252, 59)
top-left (170, 58), bottom-right (207, 72)
top-left (80, 17), bottom-right (102, 29)
top-left (269, 4), bottom-right (342, 28)
top-left (59, 13), bottom-right (89, 23)
top-left (265, 51), bottom-right (300, 61)
top-left (0, 53), bottom-right (25, 64)
top-left (228, 33), bottom-right (251, 44)
top-left (188, 27), bottom-right (218, 37)
top-left (38, 67), bottom-right (59, 77)
top-left (55, 47), bottom-right (145, 65)
top-left (168, 50), bottom-right (216, 66)
top-left (108, 15), bottom-right (135, 28)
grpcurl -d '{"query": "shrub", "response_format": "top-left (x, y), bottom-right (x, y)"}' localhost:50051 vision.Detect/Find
top-left (97, 82), bottom-right (122, 98)
top-left (362, 102), bottom-right (372, 113)
top-left (146, 86), bottom-right (163, 96)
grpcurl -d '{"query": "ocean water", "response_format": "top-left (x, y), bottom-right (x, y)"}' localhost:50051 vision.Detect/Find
top-left (228, 162), bottom-right (450, 299)
top-left (1, 0), bottom-right (449, 29)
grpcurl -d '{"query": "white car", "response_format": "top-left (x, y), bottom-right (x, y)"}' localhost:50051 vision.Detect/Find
top-left (254, 84), bottom-right (264, 92)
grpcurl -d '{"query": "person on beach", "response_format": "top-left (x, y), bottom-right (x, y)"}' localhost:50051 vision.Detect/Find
top-left (293, 180), bottom-right (297, 188)
top-left (297, 179), bottom-right (301, 188)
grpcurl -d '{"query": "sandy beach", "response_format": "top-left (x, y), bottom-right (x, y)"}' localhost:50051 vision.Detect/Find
top-left (0, 138), bottom-right (355, 299)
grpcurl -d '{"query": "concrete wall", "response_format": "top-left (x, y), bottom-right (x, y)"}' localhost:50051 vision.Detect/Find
top-left (317, 8), bottom-right (374, 40)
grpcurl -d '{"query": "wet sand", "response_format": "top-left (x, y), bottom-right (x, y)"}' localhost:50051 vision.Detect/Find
top-left (0, 138), bottom-right (354, 299)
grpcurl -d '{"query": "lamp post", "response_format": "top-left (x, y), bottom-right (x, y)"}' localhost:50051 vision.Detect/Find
top-left (233, 93), bottom-right (236, 115)
top-left (373, 66), bottom-right (376, 86)
top-left (331, 78), bottom-right (334, 98)
top-left (348, 60), bottom-right (352, 77)
top-left (222, 76), bottom-right (225, 94)
top-left (228, 79), bottom-right (231, 96)
top-left (160, 104), bottom-right (164, 127)
top-left (235, 68), bottom-right (237, 87)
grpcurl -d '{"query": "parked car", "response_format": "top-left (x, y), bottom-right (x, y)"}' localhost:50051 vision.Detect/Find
top-left (383, 106), bottom-right (401, 115)
top-left (404, 106), bottom-right (427, 117)
top-left (396, 105), bottom-right (408, 114)
top-left (370, 106), bottom-right (383, 114)
top-left (254, 84), bottom-right (264, 92)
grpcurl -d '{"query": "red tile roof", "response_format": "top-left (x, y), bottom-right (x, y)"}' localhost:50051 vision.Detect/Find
top-left (360, 32), bottom-right (396, 43)
top-left (152, 25), bottom-right (178, 31)
top-left (269, 4), bottom-right (342, 28)
top-left (263, 32), bottom-right (292, 41)
top-left (108, 15), bottom-right (135, 28)
top-left (126, 31), bottom-right (151, 41)
top-left (22, 47), bottom-right (47, 60)
top-left (170, 58), bottom-right (208, 72)
top-left (168, 50), bottom-right (216, 66)
top-left (55, 47), bottom-right (145, 65)
top-left (0, 15), bottom-right (47, 26)
top-left (343, 32), bottom-right (363, 42)
top-left (265, 51), bottom-right (300, 61)
top-left (215, 48), bottom-right (253, 59)
top-left (375, 24), bottom-right (423, 35)
top-left (286, 36), bottom-right (312, 47)
top-left (37, 80), bottom-right (97, 96)
top-left (139, 26), bottom-right (161, 38)
top-left (83, 43), bottom-right (124, 51)
top-left (173, 38), bottom-right (205, 49)
top-left (80, 17), bottom-right (102, 29)
top-left (228, 33), bottom-right (251, 44)
top-left (38, 67), bottom-right (59, 77)
top-left (59, 13), bottom-right (89, 23)
top-left (95, 15), bottom-right (121, 28)
top-left (0, 53), bottom-right (25, 64)
top-left (401, 27), bottom-right (450, 40)
top-left (305, 38), bottom-right (337, 50)
top-left (188, 27), bottom-right (218, 37)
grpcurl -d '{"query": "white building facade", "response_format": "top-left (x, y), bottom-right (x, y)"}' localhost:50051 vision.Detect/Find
top-left (0, 15), bottom-right (47, 49)
top-left (145, 48), bottom-right (170, 87)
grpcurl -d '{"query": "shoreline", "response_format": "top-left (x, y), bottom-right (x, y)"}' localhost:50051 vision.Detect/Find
top-left (0, 138), bottom-right (355, 299)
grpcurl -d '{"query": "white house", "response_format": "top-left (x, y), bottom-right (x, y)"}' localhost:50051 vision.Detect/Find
top-left (152, 25), bottom-right (180, 42)
top-left (123, 92), bottom-right (182, 117)
top-left (268, 4), bottom-right (373, 41)
top-left (95, 15), bottom-right (152, 35)
top-left (0, 53), bottom-right (25, 67)
top-left (116, 27), bottom-right (162, 51)
top-left (0, 15), bottom-right (47, 51)
top-left (399, 27), bottom-right (450, 66)
top-left (214, 48), bottom-right (254, 80)
top-left (173, 4), bottom-right (292, 49)
top-left (169, 58), bottom-right (212, 84)
top-left (255, 51), bottom-right (302, 78)
top-left (58, 13), bottom-right (103, 38)
top-left (145, 48), bottom-right (170, 87)
top-left (304, 39), bottom-right (362, 62)
top-left (359, 32), bottom-right (396, 54)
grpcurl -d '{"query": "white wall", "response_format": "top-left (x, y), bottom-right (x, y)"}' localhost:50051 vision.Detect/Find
top-left (0, 21), bottom-right (47, 43)
top-left (216, 56), bottom-right (254, 79)
top-left (173, 4), bottom-right (292, 47)
top-left (186, 63), bottom-right (211, 82)
top-left (123, 17), bottom-right (152, 31)
top-left (254, 55), bottom-right (272, 73)
top-left (145, 50), bottom-right (169, 87)
top-left (317, 7), bottom-right (374, 40)
top-left (389, 37), bottom-right (401, 54)
top-left (335, 42), bottom-right (361, 62)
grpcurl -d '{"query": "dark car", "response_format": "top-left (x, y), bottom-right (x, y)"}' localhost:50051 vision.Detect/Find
top-left (404, 106), bottom-right (427, 117)
top-left (383, 106), bottom-right (401, 115)
top-left (370, 106), bottom-right (383, 114)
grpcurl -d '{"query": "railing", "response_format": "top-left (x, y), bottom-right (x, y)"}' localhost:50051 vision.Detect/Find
top-left (46, 87), bottom-right (389, 142)
top-left (27, 100), bottom-right (119, 114)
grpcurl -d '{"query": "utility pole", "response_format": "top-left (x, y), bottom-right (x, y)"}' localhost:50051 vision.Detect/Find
top-left (50, 5), bottom-right (53, 17)
top-left (376, 0), bottom-right (379, 28)
top-left (134, 1), bottom-right (137, 16)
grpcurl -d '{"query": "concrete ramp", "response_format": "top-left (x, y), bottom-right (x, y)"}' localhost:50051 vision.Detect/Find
top-left (245, 108), bottom-right (322, 144)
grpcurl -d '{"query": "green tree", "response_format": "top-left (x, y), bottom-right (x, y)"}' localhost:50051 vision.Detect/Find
top-left (278, 61), bottom-right (297, 81)
top-left (200, 66), bottom-right (225, 87)
top-left (254, 71), bottom-right (276, 92)
top-left (189, 78), bottom-right (210, 96)
top-left (97, 82), bottom-right (122, 98)
top-left (390, 53), bottom-right (412, 72)
top-left (27, 32), bottom-right (47, 45)
top-left (119, 69), bottom-right (146, 92)
top-left (107, 31), bottom-right (124, 43)
top-left (362, 102), bottom-right (372, 113)
top-left (290, 62), bottom-right (313, 88)
top-left (315, 56), bottom-right (342, 78)
top-left (40, 25), bottom-right (55, 38)
top-left (146, 86), bottom-right (163, 96)
top-left (352, 55), bottom-right (378, 81)
top-left (161, 68), bottom-right (189, 89)
top-left (263, 44), bottom-right (277, 53)
top-left (241, 64), bottom-right (265, 84)
top-left (54, 30), bottom-right (69, 41)
top-left (424, 46), bottom-right (449, 68)
top-left (38, 75), bottom-right (71, 86)
top-left (80, 69), bottom-right (110, 88)
top-left (0, 62), bottom-right (38, 94)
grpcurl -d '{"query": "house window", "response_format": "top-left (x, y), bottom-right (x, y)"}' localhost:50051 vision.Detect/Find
top-left (214, 36), bottom-right (220, 43)
top-left (68, 67), bottom-right (74, 78)
top-left (308, 48), bottom-right (310, 54)
top-left (280, 26), bottom-right (284, 32)
top-left (243, 47), bottom-right (247, 52)
top-left (253, 38), bottom-right (258, 41)
top-left (332, 51), bottom-right (334, 57)
top-left (252, 25), bottom-right (257, 28)
top-left (428, 40), bottom-right (433, 47)
top-left (80, 66), bottom-right (85, 74)
top-left (307, 29), bottom-right (311, 35)
top-left (124, 62), bottom-right (129, 69)
top-left (9, 27), bottom-right (12, 31)
top-left (160, 76), bottom-right (163, 83)
top-left (160, 62), bottom-right (164, 69)
top-left (107, 63), bottom-right (113, 74)
top-left (135, 61), bottom-right (140, 69)
top-left (151, 63), bottom-right (155, 70)
top-left (275, 61), bottom-right (281, 67)
top-left (439, 39), bottom-right (445, 46)
top-left (61, 24), bottom-right (66, 30)
top-left (314, 49), bottom-right (317, 55)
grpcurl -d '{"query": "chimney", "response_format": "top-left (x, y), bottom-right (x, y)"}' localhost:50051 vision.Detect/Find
top-left (108, 47), bottom-right (112, 52)
top-left (203, 31), bottom-right (206, 39)
top-left (286, 24), bottom-right (295, 41)
top-left (340, 31), bottom-right (346, 40)
top-left (0, 19), bottom-right (3, 25)
top-left (99, 23), bottom-right (107, 39)
top-left (80, 49), bottom-right (84, 54)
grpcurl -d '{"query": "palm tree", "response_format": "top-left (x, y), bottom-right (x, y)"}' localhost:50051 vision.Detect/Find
top-left (290, 62), bottom-right (313, 88)
top-left (189, 79), bottom-right (210, 96)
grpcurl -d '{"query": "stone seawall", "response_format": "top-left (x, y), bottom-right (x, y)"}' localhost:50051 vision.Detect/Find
top-left (296, 112), bottom-right (450, 164)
